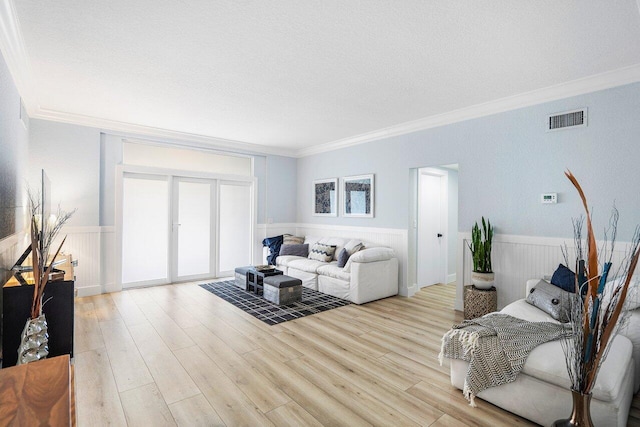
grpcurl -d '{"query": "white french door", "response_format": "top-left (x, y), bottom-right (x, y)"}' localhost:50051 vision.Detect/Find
top-left (121, 172), bottom-right (252, 288)
top-left (172, 178), bottom-right (216, 282)
top-left (218, 181), bottom-right (252, 276)
top-left (122, 174), bottom-right (171, 287)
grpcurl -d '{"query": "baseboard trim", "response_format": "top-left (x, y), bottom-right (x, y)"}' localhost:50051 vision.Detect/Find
top-left (76, 285), bottom-right (101, 297)
top-left (447, 273), bottom-right (456, 284)
top-left (401, 284), bottom-right (417, 297)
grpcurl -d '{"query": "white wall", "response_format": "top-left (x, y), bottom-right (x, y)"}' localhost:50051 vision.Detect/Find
top-left (29, 120), bottom-right (101, 226)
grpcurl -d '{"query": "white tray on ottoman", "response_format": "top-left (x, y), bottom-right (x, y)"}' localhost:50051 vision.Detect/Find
top-left (263, 275), bottom-right (302, 305)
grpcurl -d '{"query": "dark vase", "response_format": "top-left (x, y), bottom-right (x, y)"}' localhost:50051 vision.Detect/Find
top-left (552, 389), bottom-right (594, 427)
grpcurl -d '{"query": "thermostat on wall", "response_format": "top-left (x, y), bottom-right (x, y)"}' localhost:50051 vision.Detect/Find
top-left (541, 193), bottom-right (557, 204)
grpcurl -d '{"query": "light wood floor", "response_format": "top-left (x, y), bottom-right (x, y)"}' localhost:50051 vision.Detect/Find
top-left (74, 282), bottom-right (640, 426)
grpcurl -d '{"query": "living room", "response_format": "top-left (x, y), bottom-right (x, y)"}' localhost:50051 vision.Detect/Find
top-left (1, 2), bottom-right (640, 426)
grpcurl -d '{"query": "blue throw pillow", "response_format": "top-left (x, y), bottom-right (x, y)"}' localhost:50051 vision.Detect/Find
top-left (550, 264), bottom-right (576, 293)
top-left (337, 248), bottom-right (350, 268)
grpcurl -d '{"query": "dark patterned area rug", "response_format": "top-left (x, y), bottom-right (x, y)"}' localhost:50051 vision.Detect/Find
top-left (199, 280), bottom-right (351, 325)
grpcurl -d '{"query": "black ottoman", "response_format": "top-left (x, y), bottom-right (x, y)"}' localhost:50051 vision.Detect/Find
top-left (263, 275), bottom-right (303, 305)
top-left (234, 266), bottom-right (252, 290)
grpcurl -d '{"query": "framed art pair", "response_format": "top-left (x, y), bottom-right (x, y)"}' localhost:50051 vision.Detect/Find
top-left (313, 174), bottom-right (374, 218)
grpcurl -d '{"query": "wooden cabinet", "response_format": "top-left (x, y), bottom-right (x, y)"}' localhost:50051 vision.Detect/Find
top-left (0, 355), bottom-right (75, 425)
top-left (1, 278), bottom-right (74, 368)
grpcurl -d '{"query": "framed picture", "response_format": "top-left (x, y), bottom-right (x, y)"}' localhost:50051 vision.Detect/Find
top-left (342, 174), bottom-right (374, 218)
top-left (313, 178), bottom-right (338, 216)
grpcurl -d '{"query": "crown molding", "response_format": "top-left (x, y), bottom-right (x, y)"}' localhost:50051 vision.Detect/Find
top-left (0, 0), bottom-right (37, 114)
top-left (295, 64), bottom-right (640, 158)
top-left (3, 0), bottom-right (640, 159)
top-left (32, 108), bottom-right (295, 157)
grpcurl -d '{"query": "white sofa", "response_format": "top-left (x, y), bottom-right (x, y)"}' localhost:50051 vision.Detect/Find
top-left (274, 236), bottom-right (398, 304)
top-left (446, 279), bottom-right (639, 427)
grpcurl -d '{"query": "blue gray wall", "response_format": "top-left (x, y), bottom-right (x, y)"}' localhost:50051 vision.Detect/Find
top-left (264, 155), bottom-right (297, 224)
top-left (297, 83), bottom-right (640, 240)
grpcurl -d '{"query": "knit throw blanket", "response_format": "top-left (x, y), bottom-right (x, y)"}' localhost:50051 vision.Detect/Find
top-left (438, 313), bottom-right (568, 406)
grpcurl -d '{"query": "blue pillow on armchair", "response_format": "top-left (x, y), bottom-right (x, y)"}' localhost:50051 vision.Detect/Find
top-left (550, 264), bottom-right (576, 293)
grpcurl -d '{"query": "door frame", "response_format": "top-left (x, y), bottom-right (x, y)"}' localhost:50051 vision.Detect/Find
top-left (118, 172), bottom-right (172, 289)
top-left (115, 164), bottom-right (256, 291)
top-left (171, 176), bottom-right (217, 283)
top-left (417, 167), bottom-right (449, 288)
top-left (216, 180), bottom-right (254, 277)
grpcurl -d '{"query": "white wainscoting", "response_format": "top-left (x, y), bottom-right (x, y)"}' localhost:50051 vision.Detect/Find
top-left (456, 232), bottom-right (638, 312)
top-left (0, 227), bottom-right (107, 297)
top-left (60, 226), bottom-right (103, 296)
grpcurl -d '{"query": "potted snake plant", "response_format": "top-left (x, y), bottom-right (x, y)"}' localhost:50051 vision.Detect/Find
top-left (468, 217), bottom-right (494, 289)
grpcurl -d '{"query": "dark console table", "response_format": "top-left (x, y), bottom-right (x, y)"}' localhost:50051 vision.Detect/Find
top-left (1, 275), bottom-right (74, 368)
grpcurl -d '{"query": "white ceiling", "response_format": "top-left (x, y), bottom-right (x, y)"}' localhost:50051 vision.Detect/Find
top-left (4, 1), bottom-right (640, 156)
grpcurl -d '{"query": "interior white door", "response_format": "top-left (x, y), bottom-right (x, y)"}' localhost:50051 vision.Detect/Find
top-left (418, 173), bottom-right (446, 287)
top-left (122, 174), bottom-right (170, 287)
top-left (173, 178), bottom-right (215, 281)
top-left (218, 182), bottom-right (252, 275)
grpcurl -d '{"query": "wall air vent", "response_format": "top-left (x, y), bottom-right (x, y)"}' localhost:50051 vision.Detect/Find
top-left (547, 108), bottom-right (587, 132)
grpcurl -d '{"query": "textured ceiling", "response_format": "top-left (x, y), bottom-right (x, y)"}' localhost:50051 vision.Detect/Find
top-left (9, 1), bottom-right (640, 152)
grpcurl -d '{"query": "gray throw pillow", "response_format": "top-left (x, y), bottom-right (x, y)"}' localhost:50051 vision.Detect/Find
top-left (279, 244), bottom-right (309, 257)
top-left (337, 248), bottom-right (350, 268)
top-left (526, 280), bottom-right (572, 323)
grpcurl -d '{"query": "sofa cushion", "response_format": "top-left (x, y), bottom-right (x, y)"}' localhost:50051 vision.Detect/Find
top-left (501, 299), bottom-right (560, 324)
top-left (279, 244), bottom-right (309, 257)
top-left (286, 267), bottom-right (319, 290)
top-left (304, 236), bottom-right (321, 246)
top-left (605, 273), bottom-right (640, 310)
top-left (288, 258), bottom-right (329, 273)
top-left (308, 243), bottom-right (337, 262)
top-left (504, 298), bottom-right (634, 401)
top-left (522, 335), bottom-right (632, 402)
top-left (317, 264), bottom-right (351, 282)
top-left (276, 255), bottom-right (305, 267)
top-left (318, 275), bottom-right (350, 300)
top-left (344, 239), bottom-right (364, 254)
top-left (344, 247), bottom-right (395, 272)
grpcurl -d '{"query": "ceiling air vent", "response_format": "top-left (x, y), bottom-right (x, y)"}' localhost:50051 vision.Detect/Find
top-left (547, 108), bottom-right (587, 132)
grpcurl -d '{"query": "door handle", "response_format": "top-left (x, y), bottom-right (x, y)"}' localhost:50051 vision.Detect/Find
top-left (437, 233), bottom-right (443, 238)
